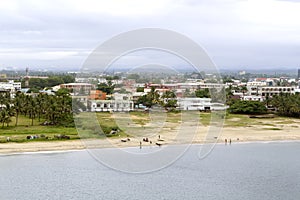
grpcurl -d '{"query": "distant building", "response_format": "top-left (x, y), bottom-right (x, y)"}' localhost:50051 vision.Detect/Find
top-left (89, 99), bottom-right (134, 112)
top-left (60, 83), bottom-right (94, 94)
top-left (241, 95), bottom-right (263, 102)
top-left (89, 90), bottom-right (106, 100)
top-left (113, 93), bottom-right (132, 101)
top-left (239, 71), bottom-right (246, 75)
top-left (177, 98), bottom-right (211, 111)
top-left (259, 86), bottom-right (295, 97)
top-left (0, 80), bottom-right (21, 94)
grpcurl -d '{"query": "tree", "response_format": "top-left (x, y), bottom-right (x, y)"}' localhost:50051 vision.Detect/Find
top-left (97, 81), bottom-right (115, 95)
top-left (195, 88), bottom-right (210, 98)
top-left (136, 87), bottom-right (144, 92)
top-left (161, 91), bottom-right (177, 111)
top-left (137, 87), bottom-right (160, 108)
top-left (56, 88), bottom-right (70, 96)
top-left (13, 93), bottom-right (24, 126)
top-left (127, 73), bottom-right (140, 80)
top-left (270, 93), bottom-right (300, 118)
top-left (225, 85), bottom-right (234, 105)
top-left (28, 96), bottom-right (37, 126)
top-left (228, 100), bottom-right (267, 114)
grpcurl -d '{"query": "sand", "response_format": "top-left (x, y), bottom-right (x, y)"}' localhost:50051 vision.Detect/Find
top-left (1, 118), bottom-right (300, 154)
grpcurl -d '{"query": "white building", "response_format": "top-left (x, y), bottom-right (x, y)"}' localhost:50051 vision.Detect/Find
top-left (0, 80), bottom-right (22, 97)
top-left (113, 93), bottom-right (132, 101)
top-left (247, 86), bottom-right (296, 97)
top-left (247, 81), bottom-right (267, 87)
top-left (259, 86), bottom-right (296, 97)
top-left (90, 100), bottom-right (134, 112)
top-left (242, 95), bottom-right (263, 102)
top-left (177, 98), bottom-right (211, 111)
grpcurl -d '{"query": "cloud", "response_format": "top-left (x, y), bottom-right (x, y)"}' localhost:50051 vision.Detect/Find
top-left (0, 0), bottom-right (299, 70)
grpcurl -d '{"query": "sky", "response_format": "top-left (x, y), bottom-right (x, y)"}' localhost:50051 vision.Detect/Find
top-left (0, 0), bottom-right (299, 72)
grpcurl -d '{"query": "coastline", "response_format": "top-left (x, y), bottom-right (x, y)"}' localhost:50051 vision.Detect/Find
top-left (1, 133), bottom-right (300, 155)
top-left (2, 112), bottom-right (300, 155)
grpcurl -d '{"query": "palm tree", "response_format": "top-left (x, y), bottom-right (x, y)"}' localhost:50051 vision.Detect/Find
top-left (13, 93), bottom-right (25, 126)
top-left (161, 90), bottom-right (177, 111)
top-left (0, 110), bottom-right (8, 128)
top-left (26, 96), bottom-right (37, 126)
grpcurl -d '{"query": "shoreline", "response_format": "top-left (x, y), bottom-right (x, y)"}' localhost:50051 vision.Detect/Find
top-left (1, 137), bottom-right (300, 156)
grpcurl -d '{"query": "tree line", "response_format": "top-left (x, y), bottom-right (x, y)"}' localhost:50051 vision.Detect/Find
top-left (24, 75), bottom-right (75, 91)
top-left (269, 93), bottom-right (300, 118)
top-left (227, 91), bottom-right (300, 118)
top-left (0, 90), bottom-right (77, 128)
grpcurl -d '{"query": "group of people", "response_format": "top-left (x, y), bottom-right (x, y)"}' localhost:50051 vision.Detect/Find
top-left (139, 135), bottom-right (162, 149)
top-left (224, 138), bottom-right (232, 145)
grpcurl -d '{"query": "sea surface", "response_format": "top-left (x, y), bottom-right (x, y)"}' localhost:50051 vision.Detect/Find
top-left (0, 142), bottom-right (299, 200)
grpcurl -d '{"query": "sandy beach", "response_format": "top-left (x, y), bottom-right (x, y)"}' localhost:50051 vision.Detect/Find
top-left (1, 117), bottom-right (300, 154)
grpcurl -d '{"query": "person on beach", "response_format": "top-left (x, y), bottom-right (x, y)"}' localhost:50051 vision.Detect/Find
top-left (225, 139), bottom-right (227, 145)
top-left (229, 139), bottom-right (232, 145)
top-left (140, 141), bottom-right (142, 149)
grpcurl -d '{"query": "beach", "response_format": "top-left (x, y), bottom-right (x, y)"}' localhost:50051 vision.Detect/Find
top-left (1, 117), bottom-right (300, 154)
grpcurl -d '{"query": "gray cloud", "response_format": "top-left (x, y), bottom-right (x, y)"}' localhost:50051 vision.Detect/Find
top-left (0, 0), bottom-right (299, 71)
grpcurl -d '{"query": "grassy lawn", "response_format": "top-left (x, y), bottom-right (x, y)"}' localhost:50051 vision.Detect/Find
top-left (0, 115), bottom-right (78, 143)
top-left (224, 113), bottom-right (299, 128)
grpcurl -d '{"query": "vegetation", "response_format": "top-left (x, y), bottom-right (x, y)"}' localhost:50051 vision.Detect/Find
top-left (136, 88), bottom-right (177, 111)
top-left (26, 75), bottom-right (75, 90)
top-left (269, 93), bottom-right (300, 118)
top-left (195, 88), bottom-right (210, 98)
top-left (97, 80), bottom-right (115, 95)
top-left (136, 87), bottom-right (144, 92)
top-left (137, 87), bottom-right (160, 108)
top-left (228, 100), bottom-right (267, 114)
top-left (0, 114), bottom-right (78, 143)
top-left (0, 89), bottom-right (75, 128)
top-left (161, 90), bottom-right (177, 111)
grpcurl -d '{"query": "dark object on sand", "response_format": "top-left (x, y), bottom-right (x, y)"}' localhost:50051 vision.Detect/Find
top-left (54, 134), bottom-right (70, 139)
top-left (156, 142), bottom-right (163, 147)
top-left (121, 139), bottom-right (127, 142)
top-left (249, 114), bottom-right (275, 119)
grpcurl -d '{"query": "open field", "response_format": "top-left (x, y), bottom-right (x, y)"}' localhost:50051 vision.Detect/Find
top-left (0, 115), bottom-right (78, 143)
top-left (1, 111), bottom-right (300, 153)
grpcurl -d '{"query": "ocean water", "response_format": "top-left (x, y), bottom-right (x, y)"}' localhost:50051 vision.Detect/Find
top-left (0, 142), bottom-right (299, 200)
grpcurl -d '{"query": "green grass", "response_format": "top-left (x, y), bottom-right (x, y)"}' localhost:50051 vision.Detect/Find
top-left (275, 120), bottom-right (296, 124)
top-left (223, 113), bottom-right (251, 127)
top-left (129, 111), bottom-right (151, 125)
top-left (199, 113), bottom-right (211, 126)
top-left (0, 115), bottom-right (79, 143)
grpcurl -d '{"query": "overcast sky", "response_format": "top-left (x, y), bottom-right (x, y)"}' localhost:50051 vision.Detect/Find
top-left (0, 0), bottom-right (299, 71)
